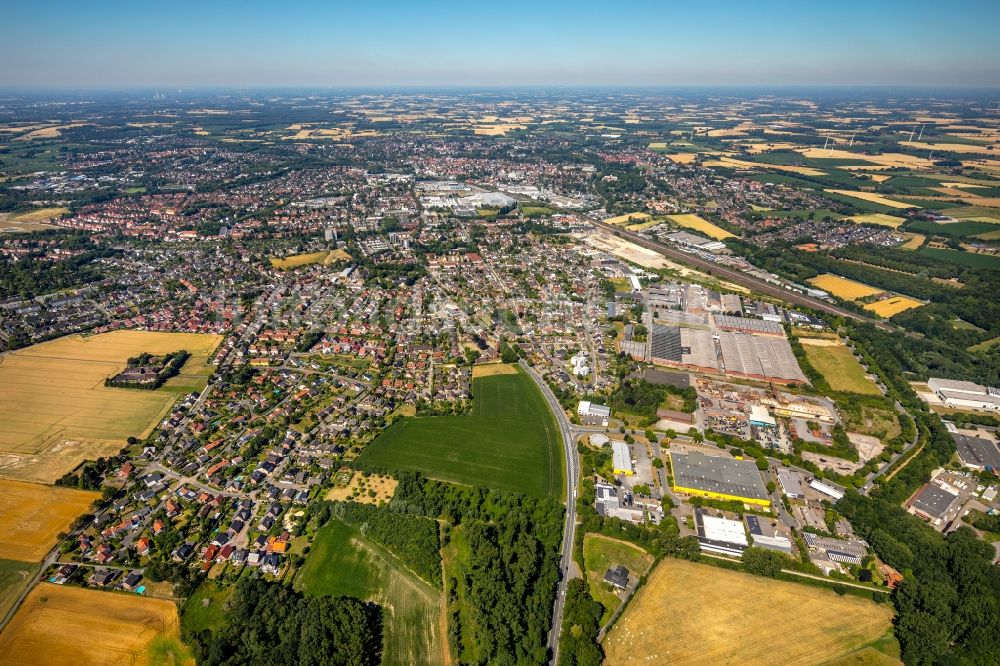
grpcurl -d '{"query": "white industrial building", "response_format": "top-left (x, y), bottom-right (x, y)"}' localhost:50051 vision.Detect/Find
top-left (927, 378), bottom-right (1000, 412)
top-left (611, 440), bottom-right (634, 476)
top-left (577, 401), bottom-right (611, 425)
top-left (809, 478), bottom-right (845, 501)
top-left (695, 510), bottom-right (749, 556)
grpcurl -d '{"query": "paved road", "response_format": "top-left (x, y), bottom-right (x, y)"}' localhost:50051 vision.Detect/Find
top-left (521, 361), bottom-right (579, 665)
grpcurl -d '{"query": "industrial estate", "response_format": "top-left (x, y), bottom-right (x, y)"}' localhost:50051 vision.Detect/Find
top-left (1, 41), bottom-right (1000, 666)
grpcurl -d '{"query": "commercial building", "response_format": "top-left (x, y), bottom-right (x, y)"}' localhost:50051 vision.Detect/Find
top-left (927, 378), bottom-right (1000, 412)
top-left (694, 509), bottom-right (749, 556)
top-left (745, 515), bottom-right (793, 554)
top-left (953, 433), bottom-right (1000, 472)
top-left (594, 482), bottom-right (645, 523)
top-left (809, 478), bottom-right (845, 501)
top-left (669, 451), bottom-right (770, 506)
top-left (908, 482), bottom-right (961, 528)
top-left (776, 467), bottom-right (806, 499)
top-left (612, 440), bottom-right (634, 476)
top-left (577, 400), bottom-right (610, 425)
top-left (748, 405), bottom-right (776, 429)
top-left (803, 533), bottom-right (867, 565)
top-left (649, 325), bottom-right (720, 373)
top-left (718, 332), bottom-right (807, 384)
top-left (713, 314), bottom-right (785, 337)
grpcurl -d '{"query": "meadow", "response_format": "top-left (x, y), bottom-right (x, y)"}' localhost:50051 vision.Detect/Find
top-left (603, 559), bottom-right (897, 666)
top-left (296, 519), bottom-right (445, 666)
top-left (0, 558), bottom-right (37, 621)
top-left (582, 534), bottom-right (653, 624)
top-left (799, 338), bottom-right (880, 395)
top-left (269, 249), bottom-right (350, 269)
top-left (0, 479), bottom-right (99, 561)
top-left (0, 330), bottom-right (221, 483)
top-left (0, 583), bottom-right (183, 666)
top-left (666, 213), bottom-right (736, 240)
top-left (356, 369), bottom-right (563, 499)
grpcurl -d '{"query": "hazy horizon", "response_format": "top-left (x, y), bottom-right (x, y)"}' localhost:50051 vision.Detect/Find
top-left (4, 1), bottom-right (999, 88)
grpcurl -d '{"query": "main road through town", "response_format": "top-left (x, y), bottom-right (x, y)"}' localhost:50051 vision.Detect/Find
top-left (521, 360), bottom-right (581, 664)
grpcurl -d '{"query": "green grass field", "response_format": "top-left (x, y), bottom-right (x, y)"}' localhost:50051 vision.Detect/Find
top-left (0, 558), bottom-right (37, 622)
top-left (181, 580), bottom-right (232, 636)
top-left (357, 369), bottom-right (563, 499)
top-left (917, 247), bottom-right (1000, 269)
top-left (582, 534), bottom-right (653, 624)
top-left (296, 519), bottom-right (444, 666)
top-left (801, 342), bottom-right (881, 395)
top-left (906, 219), bottom-right (998, 237)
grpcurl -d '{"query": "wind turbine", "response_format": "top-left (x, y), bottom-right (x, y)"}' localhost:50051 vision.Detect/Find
top-left (917, 125), bottom-right (925, 141)
top-left (849, 129), bottom-right (858, 147)
top-left (908, 126), bottom-right (916, 142)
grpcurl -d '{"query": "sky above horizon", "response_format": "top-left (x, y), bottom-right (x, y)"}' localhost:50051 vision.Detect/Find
top-left (4, 1), bottom-right (1000, 88)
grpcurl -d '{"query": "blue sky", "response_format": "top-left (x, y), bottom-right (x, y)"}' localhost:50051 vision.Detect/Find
top-left (3, 1), bottom-right (999, 87)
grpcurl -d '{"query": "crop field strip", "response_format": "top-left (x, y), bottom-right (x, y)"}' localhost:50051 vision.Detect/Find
top-left (604, 559), bottom-right (897, 666)
top-left (0, 331), bottom-right (221, 483)
top-left (0, 479), bottom-right (99, 561)
top-left (0, 583), bottom-right (182, 666)
top-left (357, 368), bottom-right (563, 499)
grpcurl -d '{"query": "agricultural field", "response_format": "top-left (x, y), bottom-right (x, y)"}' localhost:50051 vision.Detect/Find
top-left (0, 207), bottom-right (68, 232)
top-left (918, 247), bottom-right (1000, 269)
top-left (906, 219), bottom-right (998, 238)
top-left (705, 156), bottom-right (827, 176)
top-left (808, 274), bottom-right (882, 300)
top-left (0, 331), bottom-right (221, 483)
top-left (0, 583), bottom-right (184, 666)
top-left (604, 212), bottom-right (651, 226)
top-left (843, 213), bottom-right (907, 228)
top-left (0, 480), bottom-right (99, 561)
top-left (666, 213), bottom-right (735, 240)
top-left (582, 534), bottom-right (653, 624)
top-left (799, 337), bottom-right (880, 395)
top-left (865, 296), bottom-right (924, 318)
top-left (269, 249), bottom-right (347, 269)
top-left (0, 559), bottom-right (37, 621)
top-left (356, 369), bottom-right (563, 499)
top-left (825, 189), bottom-right (919, 209)
top-left (470, 362), bottom-right (519, 379)
top-left (604, 559), bottom-right (897, 666)
top-left (899, 233), bottom-right (926, 250)
top-left (296, 519), bottom-right (445, 666)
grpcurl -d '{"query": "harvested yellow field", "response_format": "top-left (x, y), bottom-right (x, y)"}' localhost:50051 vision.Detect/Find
top-left (9, 207), bottom-right (69, 223)
top-left (604, 212), bottom-right (651, 226)
top-left (902, 141), bottom-right (997, 155)
top-left (900, 233), bottom-right (926, 250)
top-left (0, 331), bottom-right (222, 484)
top-left (270, 250), bottom-right (332, 269)
top-left (473, 124), bottom-right (526, 136)
top-left (744, 141), bottom-right (797, 154)
top-left (797, 148), bottom-right (933, 169)
top-left (826, 189), bottom-right (919, 209)
top-left (843, 213), bottom-right (907, 228)
top-left (667, 213), bottom-right (735, 240)
top-left (665, 153), bottom-right (698, 164)
top-left (809, 274), bottom-right (882, 300)
top-left (707, 156), bottom-right (826, 176)
top-left (604, 559), bottom-right (896, 666)
top-left (0, 480), bottom-right (98, 561)
top-left (471, 362), bottom-right (519, 378)
top-left (13, 123), bottom-right (88, 141)
top-left (865, 296), bottom-right (923, 318)
top-left (0, 583), bottom-right (183, 666)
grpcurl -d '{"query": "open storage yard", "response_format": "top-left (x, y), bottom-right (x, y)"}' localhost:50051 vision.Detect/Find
top-left (604, 559), bottom-right (897, 666)
top-left (356, 368), bottom-right (563, 499)
top-left (0, 479), bottom-right (98, 561)
top-left (0, 583), bottom-right (184, 666)
top-left (0, 331), bottom-right (221, 483)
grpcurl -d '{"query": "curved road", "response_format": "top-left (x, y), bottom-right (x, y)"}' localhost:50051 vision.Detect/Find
top-left (521, 361), bottom-right (579, 665)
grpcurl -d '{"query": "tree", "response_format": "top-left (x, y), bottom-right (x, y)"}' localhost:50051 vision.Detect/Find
top-left (741, 547), bottom-right (786, 578)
